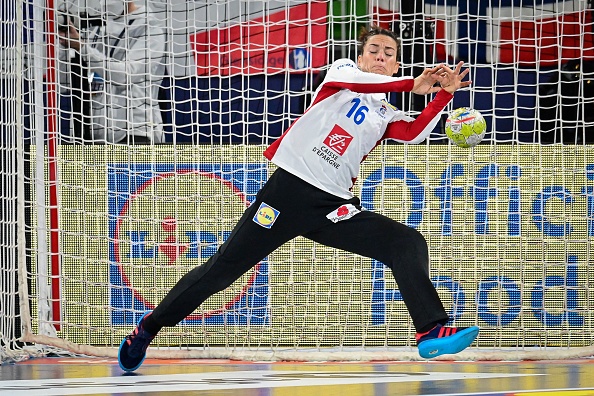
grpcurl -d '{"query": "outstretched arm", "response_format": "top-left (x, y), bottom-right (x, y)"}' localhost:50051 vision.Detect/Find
top-left (383, 62), bottom-right (471, 143)
top-left (318, 59), bottom-right (470, 96)
top-left (322, 59), bottom-right (415, 94)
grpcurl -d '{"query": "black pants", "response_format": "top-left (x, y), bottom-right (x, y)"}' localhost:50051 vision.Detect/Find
top-left (150, 168), bottom-right (448, 332)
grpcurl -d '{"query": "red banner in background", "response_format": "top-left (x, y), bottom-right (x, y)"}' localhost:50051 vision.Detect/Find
top-left (430, 8), bottom-right (594, 66)
top-left (190, 2), bottom-right (328, 76)
top-left (498, 11), bottom-right (594, 65)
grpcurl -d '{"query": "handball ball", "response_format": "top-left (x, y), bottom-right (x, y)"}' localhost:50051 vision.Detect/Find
top-left (445, 107), bottom-right (487, 148)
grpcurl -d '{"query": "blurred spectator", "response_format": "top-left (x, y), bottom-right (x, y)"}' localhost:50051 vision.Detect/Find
top-left (58, 0), bottom-right (167, 144)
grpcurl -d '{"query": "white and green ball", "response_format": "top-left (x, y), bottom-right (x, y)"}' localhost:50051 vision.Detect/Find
top-left (445, 107), bottom-right (487, 148)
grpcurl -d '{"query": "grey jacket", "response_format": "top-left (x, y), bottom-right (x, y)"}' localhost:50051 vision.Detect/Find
top-left (81, 6), bottom-right (166, 143)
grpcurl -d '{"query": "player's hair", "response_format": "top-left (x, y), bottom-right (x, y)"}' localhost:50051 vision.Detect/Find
top-left (358, 25), bottom-right (400, 58)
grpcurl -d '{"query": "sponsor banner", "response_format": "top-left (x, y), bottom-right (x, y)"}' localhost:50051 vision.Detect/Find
top-left (47, 145), bottom-right (594, 347)
top-left (107, 162), bottom-right (270, 326)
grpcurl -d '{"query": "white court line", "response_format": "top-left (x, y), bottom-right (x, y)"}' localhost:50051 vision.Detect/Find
top-left (0, 370), bottom-right (540, 395)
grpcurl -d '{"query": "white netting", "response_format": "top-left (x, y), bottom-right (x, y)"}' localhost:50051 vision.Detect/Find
top-left (2, 0), bottom-right (594, 362)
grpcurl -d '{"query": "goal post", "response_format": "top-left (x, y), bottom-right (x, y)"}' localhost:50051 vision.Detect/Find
top-left (3, 0), bottom-right (594, 362)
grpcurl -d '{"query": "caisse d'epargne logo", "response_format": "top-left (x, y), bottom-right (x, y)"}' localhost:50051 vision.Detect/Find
top-left (323, 125), bottom-right (353, 156)
top-left (108, 163), bottom-right (269, 326)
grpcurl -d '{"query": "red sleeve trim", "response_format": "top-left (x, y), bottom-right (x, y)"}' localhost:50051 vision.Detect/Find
top-left (382, 90), bottom-right (453, 141)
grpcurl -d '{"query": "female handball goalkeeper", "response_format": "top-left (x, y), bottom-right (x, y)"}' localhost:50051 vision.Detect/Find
top-left (118, 24), bottom-right (479, 372)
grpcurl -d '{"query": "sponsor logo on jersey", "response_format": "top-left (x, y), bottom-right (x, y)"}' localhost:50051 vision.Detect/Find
top-left (326, 203), bottom-right (362, 223)
top-left (312, 145), bottom-right (341, 169)
top-left (323, 124), bottom-right (353, 156)
top-left (253, 202), bottom-right (280, 229)
top-left (336, 61), bottom-right (356, 70)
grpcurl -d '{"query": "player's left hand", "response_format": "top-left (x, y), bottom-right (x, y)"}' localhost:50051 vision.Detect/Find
top-left (411, 62), bottom-right (472, 95)
top-left (411, 65), bottom-right (450, 95)
top-left (436, 61), bottom-right (472, 94)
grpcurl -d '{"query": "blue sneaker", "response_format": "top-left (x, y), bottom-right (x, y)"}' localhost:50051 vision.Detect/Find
top-left (118, 311), bottom-right (155, 372)
top-left (416, 324), bottom-right (479, 359)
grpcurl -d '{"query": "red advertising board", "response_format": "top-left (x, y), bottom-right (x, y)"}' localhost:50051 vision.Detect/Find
top-left (497, 11), bottom-right (594, 65)
top-left (190, 2), bottom-right (328, 76)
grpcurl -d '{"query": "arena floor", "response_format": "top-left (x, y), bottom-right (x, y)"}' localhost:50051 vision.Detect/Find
top-left (1, 357), bottom-right (594, 395)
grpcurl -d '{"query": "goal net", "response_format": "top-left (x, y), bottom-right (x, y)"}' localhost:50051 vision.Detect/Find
top-left (2, 0), bottom-right (594, 362)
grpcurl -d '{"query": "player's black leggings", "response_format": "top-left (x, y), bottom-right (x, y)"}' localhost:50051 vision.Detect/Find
top-left (147, 168), bottom-right (449, 333)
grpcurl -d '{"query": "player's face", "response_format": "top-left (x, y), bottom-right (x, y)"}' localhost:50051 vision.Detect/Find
top-left (357, 34), bottom-right (400, 76)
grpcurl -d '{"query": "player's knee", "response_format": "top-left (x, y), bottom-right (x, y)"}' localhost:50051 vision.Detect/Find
top-left (396, 224), bottom-right (426, 247)
top-left (404, 227), bottom-right (428, 254)
top-left (392, 225), bottom-right (429, 261)
top-left (408, 227), bottom-right (428, 250)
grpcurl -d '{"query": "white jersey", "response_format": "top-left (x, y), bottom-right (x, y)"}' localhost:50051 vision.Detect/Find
top-left (264, 58), bottom-right (453, 199)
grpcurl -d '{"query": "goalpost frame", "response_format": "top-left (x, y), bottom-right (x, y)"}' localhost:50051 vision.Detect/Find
top-left (5, 0), bottom-right (594, 363)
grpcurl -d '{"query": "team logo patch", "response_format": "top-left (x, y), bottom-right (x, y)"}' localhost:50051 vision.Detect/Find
top-left (377, 104), bottom-right (387, 118)
top-left (253, 202), bottom-right (280, 229)
top-left (326, 203), bottom-right (362, 223)
top-left (323, 125), bottom-right (353, 156)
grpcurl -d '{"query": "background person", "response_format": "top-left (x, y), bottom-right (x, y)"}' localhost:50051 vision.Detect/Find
top-left (58, 0), bottom-right (167, 144)
top-left (118, 25), bottom-right (479, 372)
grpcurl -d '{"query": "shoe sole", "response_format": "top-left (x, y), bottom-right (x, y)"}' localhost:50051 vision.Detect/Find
top-left (418, 326), bottom-right (479, 359)
top-left (118, 311), bottom-right (152, 372)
